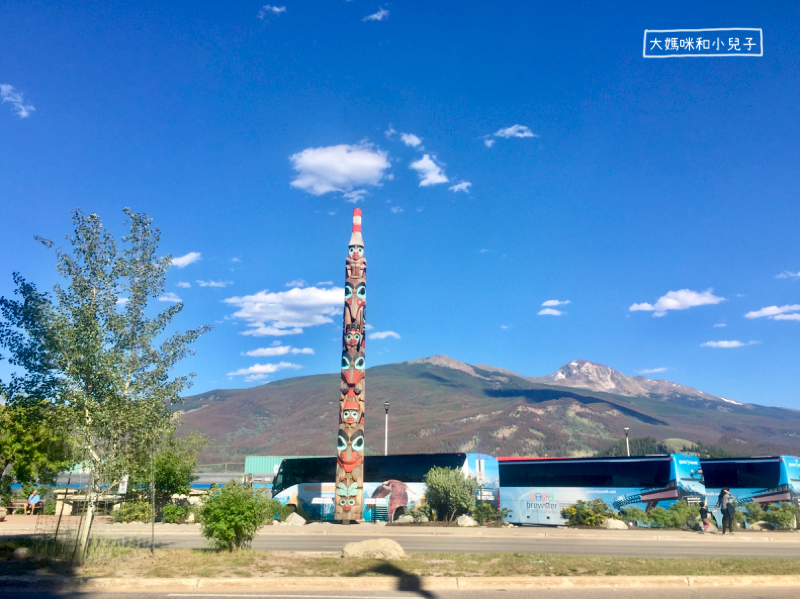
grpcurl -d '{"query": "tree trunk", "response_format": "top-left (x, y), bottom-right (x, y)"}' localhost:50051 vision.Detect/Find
top-left (74, 484), bottom-right (97, 564)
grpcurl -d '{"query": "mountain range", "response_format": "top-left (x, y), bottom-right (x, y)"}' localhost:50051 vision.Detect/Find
top-left (178, 356), bottom-right (800, 464)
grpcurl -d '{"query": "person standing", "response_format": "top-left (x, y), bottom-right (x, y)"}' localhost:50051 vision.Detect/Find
top-left (714, 488), bottom-right (738, 535)
top-left (699, 500), bottom-right (711, 534)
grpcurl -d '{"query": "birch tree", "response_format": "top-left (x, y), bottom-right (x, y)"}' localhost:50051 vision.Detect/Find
top-left (0, 208), bottom-right (211, 561)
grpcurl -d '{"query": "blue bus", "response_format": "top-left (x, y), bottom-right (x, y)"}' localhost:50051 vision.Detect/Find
top-left (701, 456), bottom-right (800, 528)
top-left (499, 454), bottom-right (704, 525)
top-left (271, 453), bottom-right (499, 522)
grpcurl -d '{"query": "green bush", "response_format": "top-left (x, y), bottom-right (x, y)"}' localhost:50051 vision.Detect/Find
top-left (765, 503), bottom-right (800, 530)
top-left (196, 480), bottom-right (276, 551)
top-left (277, 504), bottom-right (295, 522)
top-left (561, 499), bottom-right (615, 527)
top-left (43, 498), bottom-right (56, 515)
top-left (471, 502), bottom-right (511, 524)
top-left (422, 467), bottom-right (478, 522)
top-left (112, 501), bottom-right (152, 523)
top-left (162, 504), bottom-right (187, 524)
top-left (743, 502), bottom-right (767, 524)
top-left (645, 500), bottom-right (699, 529)
top-left (618, 505), bottom-right (648, 525)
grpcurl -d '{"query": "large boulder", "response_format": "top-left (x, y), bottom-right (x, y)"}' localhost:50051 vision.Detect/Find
top-left (13, 547), bottom-right (32, 560)
top-left (456, 514), bottom-right (478, 527)
top-left (748, 520), bottom-right (774, 532)
top-left (394, 514), bottom-right (414, 524)
top-left (342, 538), bottom-right (405, 560)
top-left (283, 512), bottom-right (307, 526)
top-left (601, 518), bottom-right (628, 530)
top-left (415, 515), bottom-right (429, 523)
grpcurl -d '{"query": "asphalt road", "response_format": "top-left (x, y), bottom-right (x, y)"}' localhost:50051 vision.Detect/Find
top-left (3, 586), bottom-right (800, 599)
top-left (95, 532), bottom-right (800, 558)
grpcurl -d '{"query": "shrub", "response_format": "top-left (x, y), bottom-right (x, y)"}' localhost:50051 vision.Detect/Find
top-left (112, 501), bottom-right (152, 523)
top-left (43, 498), bottom-right (56, 515)
top-left (422, 467), bottom-right (478, 522)
top-left (561, 499), bottom-right (615, 527)
top-left (277, 504), bottom-right (295, 522)
top-left (196, 480), bottom-right (276, 551)
top-left (162, 504), bottom-right (187, 524)
top-left (765, 503), bottom-right (800, 530)
top-left (743, 502), bottom-right (767, 524)
top-left (645, 500), bottom-right (699, 529)
top-left (471, 502), bottom-right (511, 524)
top-left (618, 505), bottom-right (648, 525)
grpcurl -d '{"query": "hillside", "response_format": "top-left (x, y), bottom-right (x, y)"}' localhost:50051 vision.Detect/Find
top-left (178, 356), bottom-right (800, 463)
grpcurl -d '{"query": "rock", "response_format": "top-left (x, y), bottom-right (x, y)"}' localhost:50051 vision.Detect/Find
top-left (341, 538), bottom-right (406, 560)
top-left (601, 518), bottom-right (628, 530)
top-left (415, 515), bottom-right (429, 523)
top-left (0, 506), bottom-right (7, 521)
top-left (283, 512), bottom-right (307, 526)
top-left (394, 514), bottom-right (414, 524)
top-left (13, 547), bottom-right (32, 560)
top-left (749, 520), bottom-right (774, 531)
top-left (503, 522), bottom-right (515, 528)
top-left (185, 511), bottom-right (195, 524)
top-left (456, 514), bottom-right (478, 527)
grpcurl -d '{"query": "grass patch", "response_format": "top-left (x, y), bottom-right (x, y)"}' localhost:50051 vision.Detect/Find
top-left (4, 542), bottom-right (800, 579)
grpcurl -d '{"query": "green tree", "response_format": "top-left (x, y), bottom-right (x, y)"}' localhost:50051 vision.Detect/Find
top-left (136, 431), bottom-right (209, 510)
top-left (0, 401), bottom-right (73, 505)
top-left (596, 437), bottom-right (670, 457)
top-left (196, 480), bottom-right (279, 551)
top-left (0, 209), bottom-right (211, 561)
top-left (422, 466), bottom-right (477, 522)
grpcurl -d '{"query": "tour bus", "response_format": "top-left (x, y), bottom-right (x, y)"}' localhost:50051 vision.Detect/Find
top-left (701, 456), bottom-right (800, 527)
top-left (498, 454), bottom-right (705, 525)
top-left (271, 453), bottom-right (499, 522)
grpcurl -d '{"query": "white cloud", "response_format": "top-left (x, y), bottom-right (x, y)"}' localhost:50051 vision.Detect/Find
top-left (713, 323), bottom-right (727, 327)
top-left (368, 331), bottom-right (400, 340)
top-left (227, 361), bottom-right (301, 382)
top-left (637, 367), bottom-right (668, 375)
top-left (342, 189), bottom-right (368, 204)
top-left (701, 340), bottom-right (760, 348)
top-left (390, 206), bottom-right (403, 214)
top-left (224, 285), bottom-right (344, 336)
top-left (285, 279), bottom-right (307, 288)
top-left (290, 143), bottom-right (390, 199)
top-left (176, 282), bottom-right (191, 288)
top-left (258, 5), bottom-right (286, 18)
top-left (494, 124), bottom-right (537, 139)
top-left (197, 280), bottom-right (233, 288)
top-left (449, 181), bottom-right (472, 193)
top-left (538, 308), bottom-right (564, 316)
top-left (479, 249), bottom-right (489, 254)
top-left (159, 292), bottom-right (182, 303)
top-left (400, 133), bottom-right (423, 148)
top-left (744, 304), bottom-right (800, 320)
top-left (364, 323), bottom-right (374, 330)
top-left (500, 325), bottom-right (509, 330)
top-left (244, 346), bottom-right (314, 357)
top-left (777, 271), bottom-right (800, 279)
top-left (542, 299), bottom-right (571, 307)
top-left (116, 297), bottom-right (129, 305)
top-left (316, 281), bottom-right (333, 286)
top-left (384, 126), bottom-right (396, 139)
top-left (409, 154), bottom-right (448, 186)
top-left (0, 84), bottom-right (35, 118)
top-left (483, 139), bottom-right (496, 148)
top-left (231, 257), bottom-right (241, 263)
top-left (362, 8), bottom-right (389, 21)
top-left (629, 288), bottom-right (725, 317)
top-left (171, 252), bottom-right (202, 268)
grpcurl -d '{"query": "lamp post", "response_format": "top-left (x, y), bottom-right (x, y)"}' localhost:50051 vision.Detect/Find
top-left (624, 427), bottom-right (630, 457)
top-left (384, 402), bottom-right (390, 456)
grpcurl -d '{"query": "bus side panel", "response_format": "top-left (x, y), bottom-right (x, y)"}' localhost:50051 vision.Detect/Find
top-left (782, 456), bottom-right (800, 498)
top-left (673, 455), bottom-right (704, 496)
top-left (464, 454), bottom-right (500, 489)
top-left (501, 485), bottom-right (696, 526)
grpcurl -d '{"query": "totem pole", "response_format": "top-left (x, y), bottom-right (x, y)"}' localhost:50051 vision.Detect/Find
top-left (335, 208), bottom-right (366, 521)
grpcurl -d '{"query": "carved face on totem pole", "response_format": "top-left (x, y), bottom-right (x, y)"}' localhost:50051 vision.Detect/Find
top-left (335, 209), bottom-right (366, 521)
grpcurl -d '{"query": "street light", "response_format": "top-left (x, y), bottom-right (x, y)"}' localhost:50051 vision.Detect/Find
top-left (624, 427), bottom-right (630, 457)
top-left (384, 402), bottom-right (390, 456)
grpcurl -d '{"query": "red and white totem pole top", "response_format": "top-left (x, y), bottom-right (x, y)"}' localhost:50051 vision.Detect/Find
top-left (349, 208), bottom-right (364, 247)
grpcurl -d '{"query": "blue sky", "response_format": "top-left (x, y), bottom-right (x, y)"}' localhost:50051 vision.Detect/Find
top-left (2, 1), bottom-right (799, 408)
